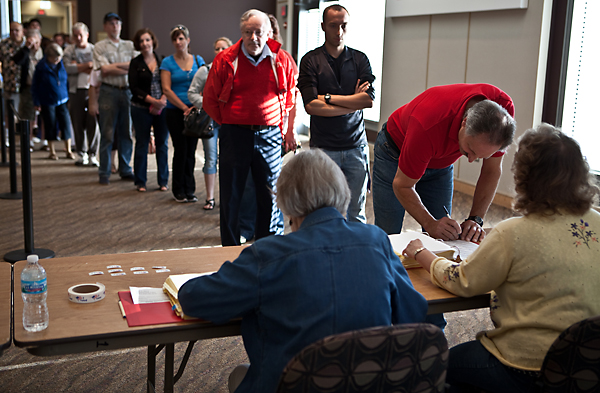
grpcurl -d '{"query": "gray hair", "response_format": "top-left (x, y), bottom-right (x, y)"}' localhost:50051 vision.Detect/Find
top-left (72, 22), bottom-right (89, 34)
top-left (25, 28), bottom-right (41, 39)
top-left (45, 42), bottom-right (63, 58)
top-left (276, 149), bottom-right (351, 218)
top-left (240, 9), bottom-right (269, 31)
top-left (465, 100), bottom-right (516, 150)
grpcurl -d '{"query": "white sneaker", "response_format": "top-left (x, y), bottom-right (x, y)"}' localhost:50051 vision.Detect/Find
top-left (75, 153), bottom-right (89, 166)
top-left (89, 155), bottom-right (100, 167)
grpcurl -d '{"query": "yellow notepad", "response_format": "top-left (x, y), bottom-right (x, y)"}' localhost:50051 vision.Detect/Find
top-left (162, 272), bottom-right (215, 319)
top-left (388, 232), bottom-right (456, 269)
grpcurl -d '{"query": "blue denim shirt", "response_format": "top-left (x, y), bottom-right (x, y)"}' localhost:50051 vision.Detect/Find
top-left (179, 207), bottom-right (428, 393)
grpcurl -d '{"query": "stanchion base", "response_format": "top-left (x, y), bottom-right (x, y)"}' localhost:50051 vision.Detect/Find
top-left (4, 248), bottom-right (55, 263)
top-left (0, 191), bottom-right (22, 200)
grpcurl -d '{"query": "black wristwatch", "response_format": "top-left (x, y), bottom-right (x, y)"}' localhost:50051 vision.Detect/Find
top-left (324, 93), bottom-right (331, 105)
top-left (465, 215), bottom-right (484, 227)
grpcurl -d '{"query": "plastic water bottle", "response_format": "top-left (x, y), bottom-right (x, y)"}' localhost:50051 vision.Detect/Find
top-left (21, 254), bottom-right (49, 332)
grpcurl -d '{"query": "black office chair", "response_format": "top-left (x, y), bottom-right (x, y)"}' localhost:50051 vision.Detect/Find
top-left (276, 323), bottom-right (448, 393)
top-left (537, 314), bottom-right (600, 392)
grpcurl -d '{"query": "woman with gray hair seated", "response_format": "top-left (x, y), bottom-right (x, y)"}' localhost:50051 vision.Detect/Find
top-left (178, 148), bottom-right (428, 393)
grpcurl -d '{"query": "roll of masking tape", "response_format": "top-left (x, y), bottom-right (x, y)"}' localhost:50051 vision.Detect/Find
top-left (68, 283), bottom-right (106, 303)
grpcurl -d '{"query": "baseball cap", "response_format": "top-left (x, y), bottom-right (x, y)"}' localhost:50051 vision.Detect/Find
top-left (104, 12), bottom-right (122, 23)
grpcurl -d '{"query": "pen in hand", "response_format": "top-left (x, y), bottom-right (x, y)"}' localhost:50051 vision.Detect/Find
top-left (443, 205), bottom-right (451, 218)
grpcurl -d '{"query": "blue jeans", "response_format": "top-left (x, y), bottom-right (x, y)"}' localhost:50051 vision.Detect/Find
top-left (239, 174), bottom-right (285, 241)
top-left (131, 106), bottom-right (169, 188)
top-left (219, 124), bottom-right (283, 246)
top-left (447, 341), bottom-right (539, 393)
top-left (201, 122), bottom-right (219, 174)
top-left (321, 145), bottom-right (369, 224)
top-left (372, 124), bottom-right (454, 234)
top-left (40, 102), bottom-right (73, 141)
top-left (98, 85), bottom-right (133, 178)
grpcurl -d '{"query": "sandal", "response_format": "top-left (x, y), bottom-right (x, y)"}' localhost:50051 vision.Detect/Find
top-left (158, 185), bottom-right (169, 192)
top-left (203, 198), bottom-right (215, 210)
top-left (136, 185), bottom-right (147, 192)
top-left (66, 151), bottom-right (76, 160)
top-left (48, 153), bottom-right (58, 160)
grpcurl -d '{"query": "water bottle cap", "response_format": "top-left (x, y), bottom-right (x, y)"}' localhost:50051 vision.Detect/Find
top-left (27, 254), bottom-right (39, 263)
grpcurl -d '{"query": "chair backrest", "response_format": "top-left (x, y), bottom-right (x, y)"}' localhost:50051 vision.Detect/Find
top-left (276, 323), bottom-right (448, 393)
top-left (538, 314), bottom-right (600, 393)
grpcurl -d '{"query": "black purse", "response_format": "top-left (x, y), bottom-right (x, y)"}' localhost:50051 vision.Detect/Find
top-left (182, 107), bottom-right (214, 139)
top-left (182, 58), bottom-right (214, 139)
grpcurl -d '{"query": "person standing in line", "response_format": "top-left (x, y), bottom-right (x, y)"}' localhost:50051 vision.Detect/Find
top-left (63, 22), bottom-right (100, 167)
top-left (203, 9), bottom-right (297, 246)
top-left (12, 29), bottom-right (44, 146)
top-left (238, 14), bottom-right (298, 243)
top-left (160, 24), bottom-right (205, 203)
top-left (297, 4), bottom-right (375, 224)
top-left (93, 12), bottom-right (139, 185)
top-left (0, 22), bottom-right (25, 121)
top-left (129, 28), bottom-right (169, 193)
top-left (188, 36), bottom-right (233, 210)
top-left (31, 43), bottom-right (75, 160)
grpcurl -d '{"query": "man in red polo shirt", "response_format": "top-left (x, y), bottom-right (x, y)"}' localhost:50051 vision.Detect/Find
top-left (203, 9), bottom-right (296, 246)
top-left (372, 83), bottom-right (516, 242)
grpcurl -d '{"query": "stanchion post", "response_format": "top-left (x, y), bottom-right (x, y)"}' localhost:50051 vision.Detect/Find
top-left (0, 100), bottom-right (22, 199)
top-left (0, 90), bottom-right (8, 166)
top-left (3, 117), bottom-right (54, 263)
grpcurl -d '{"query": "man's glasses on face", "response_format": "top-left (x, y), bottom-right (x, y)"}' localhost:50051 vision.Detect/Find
top-left (243, 29), bottom-right (266, 38)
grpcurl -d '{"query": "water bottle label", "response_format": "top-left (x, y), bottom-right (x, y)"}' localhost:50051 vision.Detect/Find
top-left (21, 279), bottom-right (47, 294)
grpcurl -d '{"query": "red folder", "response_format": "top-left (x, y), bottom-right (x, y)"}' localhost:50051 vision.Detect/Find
top-left (117, 291), bottom-right (197, 327)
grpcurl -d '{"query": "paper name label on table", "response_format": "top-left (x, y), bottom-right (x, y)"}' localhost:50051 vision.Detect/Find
top-left (130, 286), bottom-right (170, 304)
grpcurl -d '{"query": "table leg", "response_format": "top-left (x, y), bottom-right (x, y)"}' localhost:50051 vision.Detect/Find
top-left (165, 343), bottom-right (175, 393)
top-left (147, 344), bottom-right (164, 393)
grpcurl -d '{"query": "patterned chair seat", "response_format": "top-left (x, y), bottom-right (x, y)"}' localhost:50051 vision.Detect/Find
top-left (276, 323), bottom-right (448, 393)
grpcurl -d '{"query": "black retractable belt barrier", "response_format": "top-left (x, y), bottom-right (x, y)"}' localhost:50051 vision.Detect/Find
top-left (3, 109), bottom-right (54, 263)
top-left (0, 100), bottom-right (22, 199)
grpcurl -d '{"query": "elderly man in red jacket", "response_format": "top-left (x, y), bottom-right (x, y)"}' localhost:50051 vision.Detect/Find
top-left (203, 9), bottom-right (296, 246)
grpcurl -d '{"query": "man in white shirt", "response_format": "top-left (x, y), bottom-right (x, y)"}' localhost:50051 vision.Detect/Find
top-left (92, 12), bottom-right (138, 185)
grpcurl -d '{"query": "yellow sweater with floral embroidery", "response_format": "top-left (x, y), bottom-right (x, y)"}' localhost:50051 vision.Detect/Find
top-left (430, 209), bottom-right (600, 370)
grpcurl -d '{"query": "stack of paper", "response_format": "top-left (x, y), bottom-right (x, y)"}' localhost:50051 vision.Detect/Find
top-left (162, 272), bottom-right (214, 319)
top-left (388, 232), bottom-right (456, 269)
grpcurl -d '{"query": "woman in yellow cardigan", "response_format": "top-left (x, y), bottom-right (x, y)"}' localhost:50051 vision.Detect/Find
top-left (404, 123), bottom-right (600, 393)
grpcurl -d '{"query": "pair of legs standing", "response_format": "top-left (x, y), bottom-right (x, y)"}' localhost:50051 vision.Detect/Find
top-left (166, 107), bottom-right (198, 201)
top-left (320, 144), bottom-right (370, 224)
top-left (200, 122), bottom-right (219, 209)
top-left (69, 89), bottom-right (99, 166)
top-left (40, 102), bottom-right (74, 160)
top-left (98, 84), bottom-right (134, 183)
top-left (219, 124), bottom-right (283, 246)
top-left (131, 106), bottom-right (169, 190)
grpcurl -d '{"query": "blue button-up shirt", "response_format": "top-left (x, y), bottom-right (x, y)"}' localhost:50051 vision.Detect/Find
top-left (179, 207), bottom-right (427, 393)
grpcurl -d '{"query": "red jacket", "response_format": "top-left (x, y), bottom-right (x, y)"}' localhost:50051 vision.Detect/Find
top-left (203, 38), bottom-right (296, 130)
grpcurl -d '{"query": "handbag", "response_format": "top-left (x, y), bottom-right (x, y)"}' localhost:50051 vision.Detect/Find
top-left (182, 107), bottom-right (214, 138)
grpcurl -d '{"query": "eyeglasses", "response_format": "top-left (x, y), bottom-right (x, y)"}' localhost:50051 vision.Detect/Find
top-left (242, 29), bottom-right (266, 38)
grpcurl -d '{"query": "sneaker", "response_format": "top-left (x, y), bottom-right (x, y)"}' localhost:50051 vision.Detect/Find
top-left (99, 176), bottom-right (110, 185)
top-left (240, 236), bottom-right (247, 244)
top-left (186, 194), bottom-right (198, 203)
top-left (75, 153), bottom-right (89, 166)
top-left (173, 194), bottom-right (187, 203)
top-left (89, 155), bottom-right (100, 167)
top-left (120, 173), bottom-right (135, 182)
